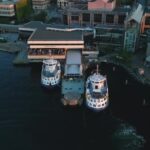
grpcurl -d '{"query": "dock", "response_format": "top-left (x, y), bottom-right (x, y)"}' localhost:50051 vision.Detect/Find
top-left (13, 50), bottom-right (29, 65)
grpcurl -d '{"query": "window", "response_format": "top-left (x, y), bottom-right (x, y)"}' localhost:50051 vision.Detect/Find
top-left (145, 16), bottom-right (150, 25)
top-left (95, 85), bottom-right (98, 89)
top-left (82, 13), bottom-right (90, 22)
top-left (106, 14), bottom-right (114, 24)
top-left (94, 14), bottom-right (102, 23)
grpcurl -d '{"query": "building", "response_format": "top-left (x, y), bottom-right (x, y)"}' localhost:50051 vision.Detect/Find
top-left (0, 0), bottom-right (15, 17)
top-left (57, 0), bottom-right (68, 9)
top-left (124, 2), bottom-right (144, 52)
top-left (61, 0), bottom-right (130, 52)
top-left (145, 30), bottom-right (150, 64)
top-left (95, 25), bottom-right (125, 51)
top-left (27, 28), bottom-right (85, 60)
top-left (88, 0), bottom-right (116, 11)
top-left (32, 0), bottom-right (50, 10)
top-left (141, 0), bottom-right (150, 33)
top-left (62, 0), bottom-right (129, 27)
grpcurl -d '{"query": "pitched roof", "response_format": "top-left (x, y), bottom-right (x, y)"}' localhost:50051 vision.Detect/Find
top-left (126, 3), bottom-right (144, 24)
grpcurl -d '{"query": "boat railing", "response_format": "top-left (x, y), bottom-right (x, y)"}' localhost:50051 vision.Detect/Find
top-left (91, 91), bottom-right (107, 99)
top-left (28, 48), bottom-right (65, 55)
top-left (63, 74), bottom-right (83, 79)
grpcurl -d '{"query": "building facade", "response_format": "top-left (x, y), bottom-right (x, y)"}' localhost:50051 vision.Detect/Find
top-left (141, 0), bottom-right (150, 33)
top-left (124, 3), bottom-right (144, 52)
top-left (57, 0), bottom-right (68, 9)
top-left (32, 0), bottom-right (50, 10)
top-left (0, 1), bottom-right (15, 17)
top-left (27, 29), bottom-right (85, 60)
top-left (88, 0), bottom-right (116, 11)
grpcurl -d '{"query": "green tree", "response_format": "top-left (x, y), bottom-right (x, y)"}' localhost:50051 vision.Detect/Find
top-left (33, 11), bottom-right (47, 22)
top-left (16, 0), bottom-right (32, 23)
top-left (116, 0), bottom-right (133, 5)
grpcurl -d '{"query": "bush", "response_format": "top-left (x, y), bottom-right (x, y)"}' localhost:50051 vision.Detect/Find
top-left (33, 11), bottom-right (47, 22)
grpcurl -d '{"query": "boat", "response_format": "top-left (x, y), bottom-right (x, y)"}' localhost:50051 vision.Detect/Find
top-left (85, 65), bottom-right (109, 111)
top-left (61, 50), bottom-right (84, 106)
top-left (41, 59), bottom-right (61, 88)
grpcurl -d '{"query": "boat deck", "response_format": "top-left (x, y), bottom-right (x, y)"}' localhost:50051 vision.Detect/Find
top-left (62, 78), bottom-right (84, 94)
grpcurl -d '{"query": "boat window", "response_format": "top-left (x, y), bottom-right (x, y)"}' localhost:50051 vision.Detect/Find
top-left (42, 70), bottom-right (55, 77)
top-left (95, 85), bottom-right (98, 89)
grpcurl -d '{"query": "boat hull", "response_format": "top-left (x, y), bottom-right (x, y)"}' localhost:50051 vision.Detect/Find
top-left (61, 94), bottom-right (83, 106)
top-left (41, 81), bottom-right (60, 89)
top-left (85, 100), bottom-right (109, 112)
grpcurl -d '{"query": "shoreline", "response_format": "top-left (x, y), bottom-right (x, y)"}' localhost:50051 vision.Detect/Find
top-left (0, 48), bottom-right (19, 53)
top-left (99, 59), bottom-right (150, 87)
top-left (0, 49), bottom-right (150, 86)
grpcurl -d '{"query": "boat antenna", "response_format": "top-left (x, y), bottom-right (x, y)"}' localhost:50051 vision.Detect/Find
top-left (96, 64), bottom-right (99, 74)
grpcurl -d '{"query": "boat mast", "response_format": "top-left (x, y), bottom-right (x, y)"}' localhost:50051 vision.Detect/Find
top-left (96, 64), bottom-right (99, 74)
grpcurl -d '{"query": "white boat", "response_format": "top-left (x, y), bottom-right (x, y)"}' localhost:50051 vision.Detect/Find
top-left (41, 59), bottom-right (61, 88)
top-left (85, 65), bottom-right (109, 111)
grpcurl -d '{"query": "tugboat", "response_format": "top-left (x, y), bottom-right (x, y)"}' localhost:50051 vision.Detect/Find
top-left (41, 59), bottom-right (61, 88)
top-left (85, 65), bottom-right (109, 111)
top-left (61, 50), bottom-right (84, 106)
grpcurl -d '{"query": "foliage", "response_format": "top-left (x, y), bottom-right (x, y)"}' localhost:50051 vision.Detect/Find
top-left (98, 45), bottom-right (114, 56)
top-left (0, 17), bottom-right (12, 24)
top-left (116, 49), bottom-right (133, 64)
top-left (116, 0), bottom-right (133, 5)
top-left (16, 0), bottom-right (32, 23)
top-left (33, 11), bottom-right (47, 22)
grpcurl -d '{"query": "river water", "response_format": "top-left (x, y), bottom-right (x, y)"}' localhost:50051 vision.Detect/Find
top-left (0, 52), bottom-right (149, 150)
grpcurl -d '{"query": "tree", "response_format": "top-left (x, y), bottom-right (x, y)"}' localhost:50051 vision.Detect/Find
top-left (116, 0), bottom-right (133, 5)
top-left (33, 11), bottom-right (47, 22)
top-left (16, 0), bottom-right (32, 23)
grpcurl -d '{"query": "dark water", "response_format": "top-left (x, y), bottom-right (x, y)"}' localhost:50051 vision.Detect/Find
top-left (0, 52), bottom-right (150, 150)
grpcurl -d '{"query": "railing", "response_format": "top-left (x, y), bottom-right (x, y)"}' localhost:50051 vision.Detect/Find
top-left (28, 54), bottom-right (65, 59)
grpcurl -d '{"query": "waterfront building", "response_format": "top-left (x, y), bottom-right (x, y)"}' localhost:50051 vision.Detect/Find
top-left (18, 21), bottom-right (98, 60)
top-left (0, 1), bottom-right (15, 17)
top-left (57, 0), bottom-right (68, 9)
top-left (145, 30), bottom-right (150, 64)
top-left (124, 2), bottom-right (144, 52)
top-left (27, 28), bottom-right (84, 60)
top-left (141, 0), bottom-right (150, 33)
top-left (0, 0), bottom-right (31, 23)
top-left (32, 0), bottom-right (50, 10)
top-left (62, 0), bottom-right (128, 27)
top-left (88, 0), bottom-right (116, 11)
top-left (19, 21), bottom-right (48, 39)
top-left (95, 25), bottom-right (125, 51)
top-left (62, 0), bottom-right (129, 51)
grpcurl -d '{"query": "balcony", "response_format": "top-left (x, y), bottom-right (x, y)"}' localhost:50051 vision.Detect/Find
top-left (28, 48), bottom-right (66, 59)
top-left (28, 54), bottom-right (65, 59)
